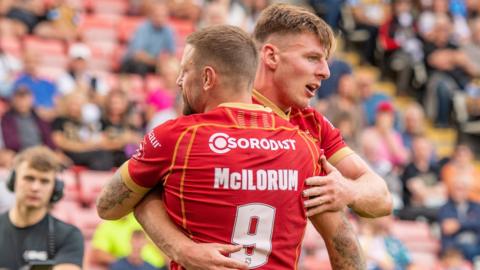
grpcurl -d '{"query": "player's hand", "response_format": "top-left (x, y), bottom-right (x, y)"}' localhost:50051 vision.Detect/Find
top-left (177, 243), bottom-right (249, 270)
top-left (303, 156), bottom-right (355, 217)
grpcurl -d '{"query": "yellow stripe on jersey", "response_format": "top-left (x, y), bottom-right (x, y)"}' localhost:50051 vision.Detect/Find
top-left (120, 161), bottom-right (150, 195)
top-left (180, 127), bottom-right (199, 232)
top-left (218, 102), bottom-right (272, 113)
top-left (328, 147), bottom-right (354, 165)
top-left (252, 90), bottom-right (290, 120)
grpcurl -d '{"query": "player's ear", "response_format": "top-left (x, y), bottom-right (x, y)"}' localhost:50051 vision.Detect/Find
top-left (262, 44), bottom-right (279, 70)
top-left (202, 66), bottom-right (216, 91)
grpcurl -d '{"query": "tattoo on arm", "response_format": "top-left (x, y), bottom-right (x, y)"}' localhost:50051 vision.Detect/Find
top-left (97, 171), bottom-right (133, 213)
top-left (330, 213), bottom-right (366, 270)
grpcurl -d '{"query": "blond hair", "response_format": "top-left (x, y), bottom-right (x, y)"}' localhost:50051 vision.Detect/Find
top-left (14, 146), bottom-right (60, 172)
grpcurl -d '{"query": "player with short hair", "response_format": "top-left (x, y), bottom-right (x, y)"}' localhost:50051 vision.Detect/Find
top-left (131, 4), bottom-right (391, 269)
top-left (97, 25), bottom-right (337, 269)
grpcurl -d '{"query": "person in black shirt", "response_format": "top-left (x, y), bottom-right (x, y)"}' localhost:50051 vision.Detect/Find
top-left (0, 146), bottom-right (84, 270)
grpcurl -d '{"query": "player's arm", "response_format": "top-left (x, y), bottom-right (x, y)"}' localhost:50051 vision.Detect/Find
top-left (134, 191), bottom-right (249, 270)
top-left (309, 211), bottom-right (366, 270)
top-left (96, 162), bottom-right (147, 220)
top-left (304, 154), bottom-right (392, 218)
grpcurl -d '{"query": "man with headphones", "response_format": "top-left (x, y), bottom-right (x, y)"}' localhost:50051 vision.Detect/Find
top-left (0, 146), bottom-right (84, 270)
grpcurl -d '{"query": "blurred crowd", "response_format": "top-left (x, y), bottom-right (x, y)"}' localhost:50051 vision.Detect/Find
top-left (0, 0), bottom-right (480, 269)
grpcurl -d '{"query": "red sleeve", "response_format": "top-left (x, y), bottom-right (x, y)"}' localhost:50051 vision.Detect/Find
top-left (317, 112), bottom-right (354, 165)
top-left (122, 121), bottom-right (178, 193)
top-left (379, 19), bottom-right (400, 51)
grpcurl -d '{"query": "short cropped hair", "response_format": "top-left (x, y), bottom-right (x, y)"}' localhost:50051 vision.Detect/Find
top-left (186, 25), bottom-right (258, 89)
top-left (254, 4), bottom-right (335, 58)
top-left (13, 146), bottom-right (60, 172)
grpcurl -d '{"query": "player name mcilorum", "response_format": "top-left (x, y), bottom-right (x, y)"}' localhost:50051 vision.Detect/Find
top-left (214, 168), bottom-right (299, 191)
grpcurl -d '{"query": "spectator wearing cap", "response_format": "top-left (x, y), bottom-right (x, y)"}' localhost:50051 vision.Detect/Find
top-left (361, 101), bottom-right (408, 168)
top-left (56, 43), bottom-right (109, 105)
top-left (120, 0), bottom-right (176, 76)
top-left (11, 52), bottom-right (58, 122)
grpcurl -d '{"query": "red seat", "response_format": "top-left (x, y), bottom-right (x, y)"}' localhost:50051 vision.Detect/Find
top-left (36, 66), bottom-right (66, 81)
top-left (0, 36), bottom-right (21, 57)
top-left (91, 0), bottom-right (129, 15)
top-left (78, 15), bottom-right (119, 42)
top-left (117, 17), bottom-right (144, 43)
top-left (57, 169), bottom-right (80, 202)
top-left (78, 170), bottom-right (114, 207)
top-left (70, 205), bottom-right (102, 240)
top-left (23, 36), bottom-right (66, 55)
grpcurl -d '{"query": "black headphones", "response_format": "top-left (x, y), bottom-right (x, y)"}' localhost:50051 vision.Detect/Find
top-left (7, 171), bottom-right (64, 203)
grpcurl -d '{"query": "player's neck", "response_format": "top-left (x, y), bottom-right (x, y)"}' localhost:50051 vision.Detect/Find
top-left (204, 91), bottom-right (252, 112)
top-left (9, 203), bottom-right (48, 228)
top-left (254, 69), bottom-right (290, 113)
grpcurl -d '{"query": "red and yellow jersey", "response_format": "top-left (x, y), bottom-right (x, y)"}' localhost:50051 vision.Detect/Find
top-left (122, 103), bottom-right (321, 269)
top-left (252, 90), bottom-right (353, 165)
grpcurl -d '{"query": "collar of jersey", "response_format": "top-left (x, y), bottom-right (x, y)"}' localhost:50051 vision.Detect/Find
top-left (218, 102), bottom-right (273, 113)
top-left (252, 89), bottom-right (290, 120)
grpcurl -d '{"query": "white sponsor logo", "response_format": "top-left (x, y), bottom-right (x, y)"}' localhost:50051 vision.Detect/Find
top-left (208, 133), bottom-right (296, 154)
top-left (213, 168), bottom-right (299, 191)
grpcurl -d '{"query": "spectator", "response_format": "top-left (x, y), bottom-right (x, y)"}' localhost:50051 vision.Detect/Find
top-left (199, 1), bottom-right (229, 28)
top-left (57, 43), bottom-right (109, 102)
top-left (462, 17), bottom-right (480, 76)
top-left (423, 14), bottom-right (478, 127)
top-left (438, 178), bottom-right (480, 262)
top-left (309, 0), bottom-right (346, 30)
top-left (357, 70), bottom-right (391, 126)
top-left (435, 248), bottom-right (474, 270)
top-left (442, 144), bottom-right (480, 204)
top-left (358, 216), bottom-right (413, 270)
top-left (12, 52), bottom-right (59, 122)
top-left (315, 57), bottom-right (353, 100)
top-left (90, 213), bottom-right (167, 269)
top-left (0, 42), bottom-right (22, 97)
top-left (121, 0), bottom-right (176, 76)
top-left (110, 230), bottom-right (159, 270)
top-left (101, 91), bottom-right (143, 167)
top-left (332, 111), bottom-right (361, 152)
top-left (0, 146), bottom-right (84, 269)
top-left (379, 0), bottom-right (425, 96)
top-left (167, 0), bottom-right (201, 22)
top-left (360, 101), bottom-right (408, 168)
top-left (400, 102), bottom-right (427, 149)
top-left (52, 92), bottom-right (114, 170)
top-left (0, 172), bottom-right (14, 214)
top-left (346, 0), bottom-right (390, 65)
top-left (361, 131), bottom-right (403, 211)
top-left (399, 135), bottom-right (446, 221)
top-left (4, 0), bottom-right (45, 36)
top-left (34, 0), bottom-right (80, 41)
top-left (1, 86), bottom-right (55, 153)
top-left (320, 73), bottom-right (364, 132)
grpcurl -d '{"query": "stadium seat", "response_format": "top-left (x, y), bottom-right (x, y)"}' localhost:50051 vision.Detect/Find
top-left (70, 205), bottom-right (102, 240)
top-left (0, 36), bottom-right (22, 57)
top-left (78, 15), bottom-right (119, 43)
top-left (91, 0), bottom-right (129, 15)
top-left (57, 169), bottom-right (81, 202)
top-left (117, 17), bottom-right (144, 43)
top-left (23, 36), bottom-right (66, 55)
top-left (78, 170), bottom-right (114, 207)
top-left (36, 65), bottom-right (66, 81)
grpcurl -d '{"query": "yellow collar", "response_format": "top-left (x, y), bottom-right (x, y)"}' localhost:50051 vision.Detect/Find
top-left (218, 102), bottom-right (272, 112)
top-left (252, 89), bottom-right (290, 120)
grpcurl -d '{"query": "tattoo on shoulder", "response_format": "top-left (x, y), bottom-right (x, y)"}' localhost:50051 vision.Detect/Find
top-left (330, 214), bottom-right (366, 270)
top-left (97, 171), bottom-right (133, 212)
